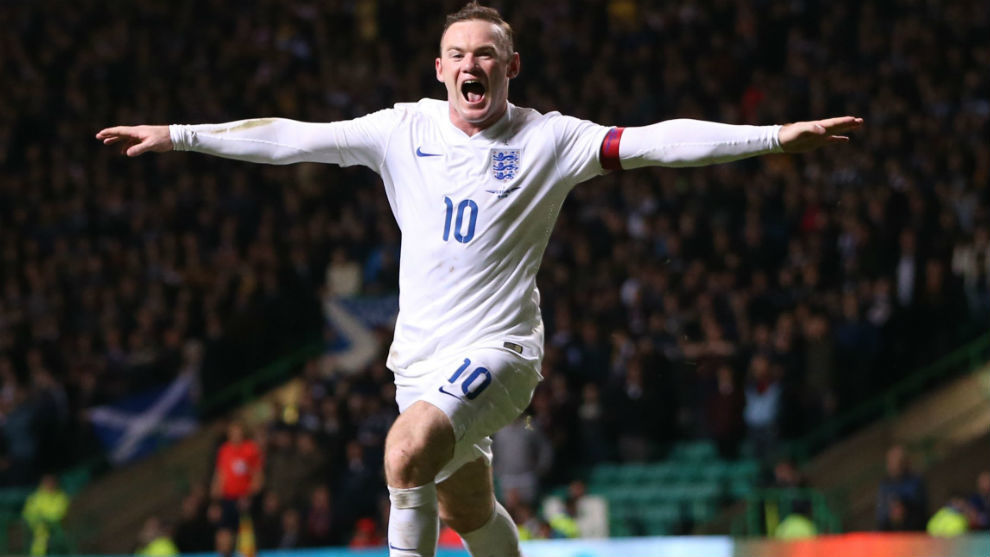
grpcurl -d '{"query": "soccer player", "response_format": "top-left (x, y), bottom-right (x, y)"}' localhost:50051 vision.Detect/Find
top-left (97, 3), bottom-right (862, 556)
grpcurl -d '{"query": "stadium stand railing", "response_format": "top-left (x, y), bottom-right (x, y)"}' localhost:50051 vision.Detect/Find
top-left (731, 488), bottom-right (841, 537)
top-left (198, 338), bottom-right (324, 417)
top-left (786, 331), bottom-right (990, 464)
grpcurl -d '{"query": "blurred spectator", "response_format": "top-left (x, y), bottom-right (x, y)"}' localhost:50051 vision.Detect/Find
top-left (606, 357), bottom-right (662, 462)
top-left (575, 383), bottom-right (610, 464)
top-left (21, 474), bottom-right (69, 556)
top-left (493, 415), bottom-right (553, 505)
top-left (773, 503), bottom-right (817, 540)
top-left (348, 517), bottom-right (385, 549)
top-left (135, 516), bottom-right (179, 557)
top-left (743, 354), bottom-right (781, 462)
top-left (703, 364), bottom-right (745, 459)
top-left (880, 497), bottom-right (913, 532)
top-left (215, 528), bottom-right (236, 557)
top-left (303, 484), bottom-right (339, 547)
top-left (926, 493), bottom-right (973, 537)
top-left (277, 508), bottom-right (303, 549)
top-left (334, 440), bottom-right (381, 530)
top-left (968, 470), bottom-right (990, 530)
top-left (254, 490), bottom-right (283, 550)
top-left (546, 495), bottom-right (580, 539)
top-left (173, 489), bottom-right (213, 553)
top-left (876, 445), bottom-right (927, 531)
top-left (211, 421), bottom-right (263, 531)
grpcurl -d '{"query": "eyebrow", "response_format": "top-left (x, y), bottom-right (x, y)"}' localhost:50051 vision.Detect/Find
top-left (445, 45), bottom-right (498, 54)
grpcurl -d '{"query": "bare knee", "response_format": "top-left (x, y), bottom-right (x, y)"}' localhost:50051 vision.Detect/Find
top-left (385, 402), bottom-right (454, 488)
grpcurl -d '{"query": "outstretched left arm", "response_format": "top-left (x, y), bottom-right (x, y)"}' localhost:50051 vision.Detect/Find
top-left (602, 116), bottom-right (863, 170)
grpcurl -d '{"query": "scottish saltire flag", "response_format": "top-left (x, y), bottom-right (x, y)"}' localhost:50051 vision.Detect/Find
top-left (88, 372), bottom-right (198, 465)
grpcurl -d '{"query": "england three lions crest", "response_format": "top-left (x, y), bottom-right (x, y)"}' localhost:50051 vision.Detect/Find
top-left (490, 149), bottom-right (520, 182)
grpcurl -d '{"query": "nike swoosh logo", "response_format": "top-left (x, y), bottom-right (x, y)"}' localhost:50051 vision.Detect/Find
top-left (389, 542), bottom-right (419, 552)
top-left (438, 385), bottom-right (462, 400)
top-left (416, 147), bottom-right (442, 157)
top-left (485, 186), bottom-right (521, 199)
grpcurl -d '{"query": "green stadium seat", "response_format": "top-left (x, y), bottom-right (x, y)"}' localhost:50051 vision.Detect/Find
top-left (671, 441), bottom-right (718, 461)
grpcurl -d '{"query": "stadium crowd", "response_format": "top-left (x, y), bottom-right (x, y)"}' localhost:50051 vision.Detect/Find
top-left (1, 0), bottom-right (988, 548)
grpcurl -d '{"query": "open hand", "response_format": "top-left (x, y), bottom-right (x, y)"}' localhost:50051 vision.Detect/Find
top-left (95, 125), bottom-right (172, 156)
top-left (778, 116), bottom-right (863, 153)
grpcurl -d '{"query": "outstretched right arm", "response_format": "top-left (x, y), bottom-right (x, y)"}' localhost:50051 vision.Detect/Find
top-left (96, 112), bottom-right (399, 168)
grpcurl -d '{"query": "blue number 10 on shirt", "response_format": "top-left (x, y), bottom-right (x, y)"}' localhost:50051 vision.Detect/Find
top-left (443, 196), bottom-right (478, 243)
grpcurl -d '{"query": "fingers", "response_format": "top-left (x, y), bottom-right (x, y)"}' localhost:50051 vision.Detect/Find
top-left (96, 126), bottom-right (130, 140)
top-left (819, 116), bottom-right (864, 133)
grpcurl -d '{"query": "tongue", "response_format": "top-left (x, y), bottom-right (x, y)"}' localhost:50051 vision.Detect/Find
top-left (467, 91), bottom-right (483, 103)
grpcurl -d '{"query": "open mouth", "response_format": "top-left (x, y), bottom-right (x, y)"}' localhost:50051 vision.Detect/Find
top-left (461, 80), bottom-right (486, 104)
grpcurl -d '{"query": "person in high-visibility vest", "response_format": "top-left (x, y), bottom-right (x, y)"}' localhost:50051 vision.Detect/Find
top-left (136, 516), bottom-right (179, 557)
top-left (927, 494), bottom-right (972, 537)
top-left (22, 474), bottom-right (70, 556)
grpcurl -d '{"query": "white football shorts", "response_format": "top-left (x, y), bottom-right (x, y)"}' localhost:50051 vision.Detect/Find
top-left (393, 344), bottom-right (542, 483)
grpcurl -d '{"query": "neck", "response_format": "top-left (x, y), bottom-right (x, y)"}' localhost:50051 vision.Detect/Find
top-left (448, 102), bottom-right (508, 136)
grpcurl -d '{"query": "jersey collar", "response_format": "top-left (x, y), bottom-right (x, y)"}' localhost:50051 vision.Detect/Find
top-left (442, 102), bottom-right (514, 144)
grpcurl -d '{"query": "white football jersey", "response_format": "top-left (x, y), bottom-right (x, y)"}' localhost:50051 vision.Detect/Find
top-left (172, 99), bottom-right (611, 376)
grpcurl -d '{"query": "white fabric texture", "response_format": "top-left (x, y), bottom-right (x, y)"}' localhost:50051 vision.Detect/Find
top-left (393, 346), bottom-right (540, 484)
top-left (171, 99), bottom-right (611, 376)
top-left (387, 482), bottom-right (439, 557)
top-left (459, 501), bottom-right (521, 557)
top-left (618, 119), bottom-right (782, 168)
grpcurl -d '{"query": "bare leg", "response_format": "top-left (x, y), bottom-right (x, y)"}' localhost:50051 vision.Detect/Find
top-left (384, 401), bottom-right (455, 557)
top-left (439, 457), bottom-right (521, 557)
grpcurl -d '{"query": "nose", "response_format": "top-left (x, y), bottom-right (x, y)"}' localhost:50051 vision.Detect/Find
top-left (460, 53), bottom-right (480, 72)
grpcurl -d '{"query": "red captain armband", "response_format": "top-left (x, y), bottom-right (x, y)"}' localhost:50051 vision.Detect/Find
top-left (600, 127), bottom-right (625, 171)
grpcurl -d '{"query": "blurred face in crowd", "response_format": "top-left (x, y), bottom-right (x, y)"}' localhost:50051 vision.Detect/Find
top-left (436, 19), bottom-right (520, 135)
top-left (886, 445), bottom-right (907, 477)
top-left (227, 422), bottom-right (245, 444)
top-left (978, 471), bottom-right (990, 495)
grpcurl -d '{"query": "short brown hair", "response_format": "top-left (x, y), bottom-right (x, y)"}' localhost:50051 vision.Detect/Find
top-left (442, 2), bottom-right (514, 59)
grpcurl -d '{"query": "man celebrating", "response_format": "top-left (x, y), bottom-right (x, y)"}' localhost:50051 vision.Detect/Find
top-left (97, 3), bottom-right (861, 556)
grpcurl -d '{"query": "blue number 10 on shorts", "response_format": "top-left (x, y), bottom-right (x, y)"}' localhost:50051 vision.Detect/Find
top-left (392, 346), bottom-right (542, 483)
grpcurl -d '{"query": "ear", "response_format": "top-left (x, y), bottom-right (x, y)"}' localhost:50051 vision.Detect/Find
top-left (507, 52), bottom-right (521, 79)
top-left (435, 57), bottom-right (444, 83)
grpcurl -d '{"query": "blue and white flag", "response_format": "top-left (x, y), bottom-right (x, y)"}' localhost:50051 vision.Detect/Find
top-left (88, 372), bottom-right (198, 465)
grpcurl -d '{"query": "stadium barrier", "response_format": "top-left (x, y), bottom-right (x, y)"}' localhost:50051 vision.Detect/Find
top-left (65, 533), bottom-right (990, 557)
top-left (787, 331), bottom-right (990, 462)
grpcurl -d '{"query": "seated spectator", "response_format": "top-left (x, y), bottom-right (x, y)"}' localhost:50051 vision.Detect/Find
top-left (968, 470), bottom-right (990, 529)
top-left (547, 496), bottom-right (581, 538)
top-left (509, 502), bottom-right (548, 541)
top-left (927, 493), bottom-right (973, 537)
top-left (773, 501), bottom-right (817, 540)
top-left (876, 445), bottom-right (927, 531)
top-left (21, 474), bottom-right (70, 556)
top-left (135, 516), bottom-right (179, 557)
